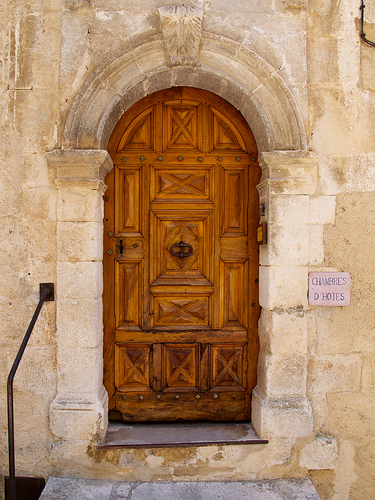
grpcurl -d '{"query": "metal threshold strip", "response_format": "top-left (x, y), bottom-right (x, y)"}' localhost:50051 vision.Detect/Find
top-left (97, 422), bottom-right (268, 449)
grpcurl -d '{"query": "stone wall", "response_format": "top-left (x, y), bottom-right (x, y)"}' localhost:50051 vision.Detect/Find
top-left (0, 1), bottom-right (375, 499)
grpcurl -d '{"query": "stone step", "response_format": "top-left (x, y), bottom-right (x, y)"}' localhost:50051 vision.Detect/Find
top-left (39, 477), bottom-right (321, 499)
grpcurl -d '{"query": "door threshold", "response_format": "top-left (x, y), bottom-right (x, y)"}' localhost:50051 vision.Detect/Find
top-left (97, 421), bottom-right (268, 449)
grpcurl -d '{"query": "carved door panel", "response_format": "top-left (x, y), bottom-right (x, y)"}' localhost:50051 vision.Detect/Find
top-left (104, 87), bottom-right (260, 421)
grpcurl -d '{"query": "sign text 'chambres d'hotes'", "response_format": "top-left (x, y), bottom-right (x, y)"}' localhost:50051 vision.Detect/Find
top-left (308, 272), bottom-right (351, 306)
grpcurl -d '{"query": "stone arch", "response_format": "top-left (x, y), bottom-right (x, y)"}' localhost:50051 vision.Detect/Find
top-left (63, 33), bottom-right (307, 153)
top-left (48, 27), bottom-right (316, 446)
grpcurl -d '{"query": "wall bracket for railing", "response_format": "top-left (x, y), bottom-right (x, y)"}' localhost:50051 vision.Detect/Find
top-left (39, 283), bottom-right (54, 301)
top-left (6, 283), bottom-right (54, 500)
top-left (360, 0), bottom-right (375, 47)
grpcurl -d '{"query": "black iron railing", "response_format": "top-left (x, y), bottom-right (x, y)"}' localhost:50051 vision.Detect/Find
top-left (6, 283), bottom-right (54, 500)
top-left (360, 0), bottom-right (375, 47)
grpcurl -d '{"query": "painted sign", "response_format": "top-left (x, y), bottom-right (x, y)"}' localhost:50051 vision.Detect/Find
top-left (308, 272), bottom-right (351, 306)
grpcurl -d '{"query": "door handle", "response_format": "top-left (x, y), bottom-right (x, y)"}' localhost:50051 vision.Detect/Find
top-left (170, 241), bottom-right (193, 258)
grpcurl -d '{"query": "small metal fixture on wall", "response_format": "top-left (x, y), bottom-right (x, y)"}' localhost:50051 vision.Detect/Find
top-left (360, 0), bottom-right (375, 46)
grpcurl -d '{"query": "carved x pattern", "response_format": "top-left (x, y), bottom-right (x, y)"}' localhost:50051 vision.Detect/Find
top-left (121, 349), bottom-right (148, 384)
top-left (170, 108), bottom-right (195, 146)
top-left (158, 298), bottom-right (206, 324)
top-left (159, 171), bottom-right (205, 195)
top-left (214, 349), bottom-right (242, 385)
top-left (167, 348), bottom-right (196, 384)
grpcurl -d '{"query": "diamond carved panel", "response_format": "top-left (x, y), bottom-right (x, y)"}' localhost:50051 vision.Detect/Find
top-left (150, 210), bottom-right (213, 284)
top-left (210, 108), bottom-right (246, 152)
top-left (163, 102), bottom-right (202, 151)
top-left (115, 343), bottom-right (151, 390)
top-left (151, 166), bottom-right (213, 202)
top-left (165, 223), bottom-right (199, 272)
top-left (212, 344), bottom-right (246, 388)
top-left (153, 295), bottom-right (210, 328)
top-left (117, 108), bottom-right (155, 152)
top-left (164, 344), bottom-right (199, 389)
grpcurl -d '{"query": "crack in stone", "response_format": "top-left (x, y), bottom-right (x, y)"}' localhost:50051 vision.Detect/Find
top-left (180, 482), bottom-right (200, 500)
top-left (126, 482), bottom-right (141, 500)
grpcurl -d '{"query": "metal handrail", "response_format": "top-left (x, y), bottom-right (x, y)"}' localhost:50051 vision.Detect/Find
top-left (7, 283), bottom-right (54, 500)
top-left (360, 0), bottom-right (375, 47)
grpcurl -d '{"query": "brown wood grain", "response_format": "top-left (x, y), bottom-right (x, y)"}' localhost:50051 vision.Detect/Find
top-left (104, 87), bottom-right (260, 421)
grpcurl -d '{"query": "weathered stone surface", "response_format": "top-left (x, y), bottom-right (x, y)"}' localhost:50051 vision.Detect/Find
top-left (56, 182), bottom-right (105, 222)
top-left (258, 308), bottom-right (308, 355)
top-left (258, 153), bottom-right (318, 195)
top-left (56, 298), bottom-right (103, 348)
top-left (39, 478), bottom-right (320, 500)
top-left (259, 265), bottom-right (308, 309)
top-left (57, 261), bottom-right (103, 300)
top-left (308, 354), bottom-right (362, 394)
top-left (309, 196), bottom-right (336, 225)
top-left (57, 221), bottom-right (103, 261)
top-left (159, 6), bottom-right (203, 66)
top-left (258, 353), bottom-right (308, 398)
top-left (264, 224), bottom-right (310, 265)
top-left (252, 389), bottom-right (313, 439)
top-left (309, 225), bottom-right (324, 264)
top-left (268, 195), bottom-right (310, 225)
top-left (50, 387), bottom-right (108, 440)
top-left (300, 437), bottom-right (338, 470)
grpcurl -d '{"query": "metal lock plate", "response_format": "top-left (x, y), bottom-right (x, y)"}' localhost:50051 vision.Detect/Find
top-left (115, 238), bottom-right (142, 258)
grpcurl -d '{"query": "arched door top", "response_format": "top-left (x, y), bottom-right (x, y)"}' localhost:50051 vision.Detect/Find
top-left (63, 33), bottom-right (307, 153)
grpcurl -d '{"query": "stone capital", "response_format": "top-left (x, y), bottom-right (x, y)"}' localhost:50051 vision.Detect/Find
top-left (258, 151), bottom-right (318, 195)
top-left (46, 149), bottom-right (113, 183)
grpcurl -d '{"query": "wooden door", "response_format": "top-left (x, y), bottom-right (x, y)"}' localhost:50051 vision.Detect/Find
top-left (104, 87), bottom-right (260, 421)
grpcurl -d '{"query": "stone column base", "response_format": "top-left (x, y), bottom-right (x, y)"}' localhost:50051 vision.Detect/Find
top-left (252, 387), bottom-right (313, 439)
top-left (50, 387), bottom-right (108, 442)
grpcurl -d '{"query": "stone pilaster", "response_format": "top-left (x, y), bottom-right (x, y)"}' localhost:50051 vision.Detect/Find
top-left (252, 151), bottom-right (317, 439)
top-left (46, 149), bottom-right (113, 442)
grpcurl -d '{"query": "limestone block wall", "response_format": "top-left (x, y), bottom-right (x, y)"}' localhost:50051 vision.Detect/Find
top-left (0, 1), bottom-right (374, 500)
top-left (0, 0), bottom-right (61, 486)
top-left (305, 2), bottom-right (375, 498)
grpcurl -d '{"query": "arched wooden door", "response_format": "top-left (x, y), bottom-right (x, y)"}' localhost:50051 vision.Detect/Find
top-left (104, 87), bottom-right (260, 421)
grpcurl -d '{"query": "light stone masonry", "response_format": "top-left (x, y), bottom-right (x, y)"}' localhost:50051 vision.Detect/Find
top-left (259, 265), bottom-right (309, 309)
top-left (300, 437), bottom-right (338, 470)
top-left (259, 309), bottom-right (308, 356)
top-left (1, 1), bottom-right (375, 498)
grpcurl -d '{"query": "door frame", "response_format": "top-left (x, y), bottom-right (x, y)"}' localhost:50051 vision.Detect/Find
top-left (47, 30), bottom-right (313, 447)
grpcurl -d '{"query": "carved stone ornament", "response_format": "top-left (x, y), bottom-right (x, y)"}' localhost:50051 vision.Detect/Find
top-left (158, 6), bottom-right (203, 66)
top-left (64, 0), bottom-right (91, 9)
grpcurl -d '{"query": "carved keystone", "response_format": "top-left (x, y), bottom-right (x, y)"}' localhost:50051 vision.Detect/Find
top-left (158, 6), bottom-right (203, 66)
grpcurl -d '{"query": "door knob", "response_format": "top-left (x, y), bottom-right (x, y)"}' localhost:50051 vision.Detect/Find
top-left (170, 241), bottom-right (193, 258)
